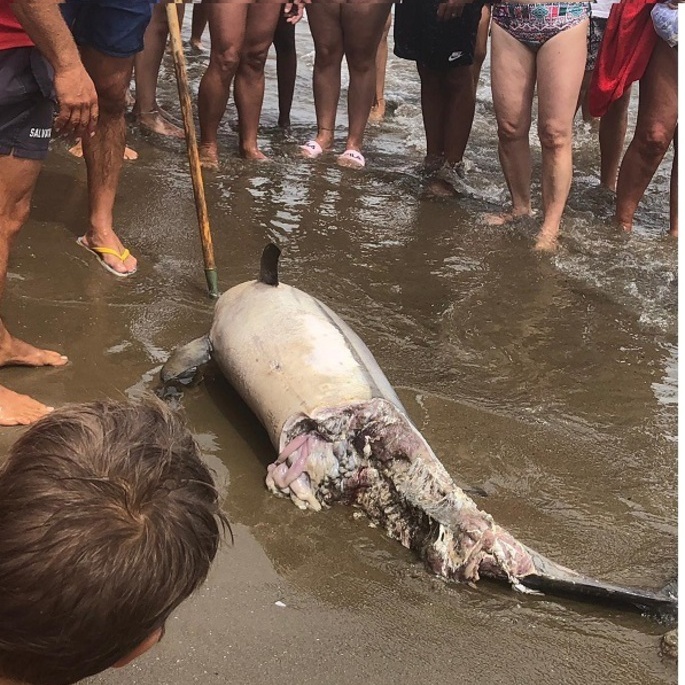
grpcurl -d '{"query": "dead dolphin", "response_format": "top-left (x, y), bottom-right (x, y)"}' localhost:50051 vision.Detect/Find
top-left (163, 244), bottom-right (676, 614)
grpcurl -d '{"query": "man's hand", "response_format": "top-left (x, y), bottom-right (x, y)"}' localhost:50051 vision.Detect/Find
top-left (11, 0), bottom-right (98, 136)
top-left (53, 65), bottom-right (99, 137)
top-left (437, 0), bottom-right (466, 21)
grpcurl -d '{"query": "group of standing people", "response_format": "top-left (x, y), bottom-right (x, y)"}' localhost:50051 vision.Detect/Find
top-left (136, 0), bottom-right (677, 253)
top-left (0, 0), bottom-right (678, 426)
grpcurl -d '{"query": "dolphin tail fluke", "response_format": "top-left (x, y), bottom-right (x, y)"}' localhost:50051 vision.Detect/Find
top-left (260, 243), bottom-right (281, 286)
top-left (519, 548), bottom-right (677, 614)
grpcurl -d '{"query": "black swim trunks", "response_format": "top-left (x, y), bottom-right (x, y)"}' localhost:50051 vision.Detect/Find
top-left (0, 47), bottom-right (55, 160)
top-left (394, 0), bottom-right (485, 70)
top-left (60, 0), bottom-right (154, 59)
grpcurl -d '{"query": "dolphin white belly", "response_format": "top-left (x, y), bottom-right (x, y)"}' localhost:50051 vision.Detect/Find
top-left (210, 279), bottom-right (405, 451)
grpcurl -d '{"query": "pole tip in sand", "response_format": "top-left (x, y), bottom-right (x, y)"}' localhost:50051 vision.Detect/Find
top-left (205, 269), bottom-right (220, 299)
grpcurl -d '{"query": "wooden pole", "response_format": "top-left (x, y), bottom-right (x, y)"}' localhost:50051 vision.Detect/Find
top-left (165, 1), bottom-right (219, 298)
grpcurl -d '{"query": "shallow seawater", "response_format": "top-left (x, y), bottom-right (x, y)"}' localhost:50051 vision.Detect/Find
top-left (3, 14), bottom-right (676, 685)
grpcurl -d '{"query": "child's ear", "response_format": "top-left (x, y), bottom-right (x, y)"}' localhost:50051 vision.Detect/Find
top-left (112, 626), bottom-right (164, 669)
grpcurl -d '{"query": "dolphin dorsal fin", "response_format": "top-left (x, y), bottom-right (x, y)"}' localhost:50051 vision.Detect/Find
top-left (259, 243), bottom-right (281, 286)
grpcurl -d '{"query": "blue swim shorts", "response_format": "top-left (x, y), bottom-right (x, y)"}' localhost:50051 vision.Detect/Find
top-left (60, 0), bottom-right (156, 59)
top-left (0, 47), bottom-right (55, 160)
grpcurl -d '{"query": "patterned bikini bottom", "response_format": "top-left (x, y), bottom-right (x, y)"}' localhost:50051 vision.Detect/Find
top-left (492, 2), bottom-right (590, 51)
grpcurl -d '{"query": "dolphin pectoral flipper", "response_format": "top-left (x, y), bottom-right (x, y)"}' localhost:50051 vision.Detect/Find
top-left (161, 335), bottom-right (212, 384)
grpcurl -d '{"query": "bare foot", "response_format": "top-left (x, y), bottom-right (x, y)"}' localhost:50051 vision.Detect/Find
top-left (669, 228), bottom-right (678, 238)
top-left (483, 209), bottom-right (533, 226)
top-left (614, 215), bottom-right (632, 232)
top-left (240, 147), bottom-right (270, 162)
top-left (534, 229), bottom-right (559, 252)
top-left (123, 145), bottom-right (138, 161)
top-left (135, 110), bottom-right (185, 139)
top-left (0, 385), bottom-right (54, 426)
top-left (369, 99), bottom-right (386, 124)
top-left (190, 37), bottom-right (206, 53)
top-left (425, 178), bottom-right (456, 198)
top-left (69, 140), bottom-right (138, 161)
top-left (199, 142), bottom-right (219, 170)
top-left (0, 333), bottom-right (68, 368)
top-left (79, 231), bottom-right (138, 276)
top-left (68, 140), bottom-right (84, 158)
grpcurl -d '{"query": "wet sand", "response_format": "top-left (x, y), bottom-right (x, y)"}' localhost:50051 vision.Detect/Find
top-left (0, 21), bottom-right (676, 685)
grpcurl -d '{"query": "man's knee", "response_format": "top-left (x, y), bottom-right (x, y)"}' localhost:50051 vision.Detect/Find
top-left (91, 69), bottom-right (132, 116)
top-left (1, 197), bottom-right (31, 237)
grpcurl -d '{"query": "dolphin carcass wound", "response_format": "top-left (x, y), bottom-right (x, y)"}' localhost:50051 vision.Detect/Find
top-left (162, 244), bottom-right (676, 613)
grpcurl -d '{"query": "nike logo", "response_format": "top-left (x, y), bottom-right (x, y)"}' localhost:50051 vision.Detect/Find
top-left (448, 51), bottom-right (464, 62)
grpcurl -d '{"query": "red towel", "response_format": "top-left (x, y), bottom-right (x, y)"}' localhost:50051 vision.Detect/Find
top-left (588, 0), bottom-right (658, 118)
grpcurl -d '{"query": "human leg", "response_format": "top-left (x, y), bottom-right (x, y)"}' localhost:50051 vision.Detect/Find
top-left (234, 2), bottom-right (282, 160)
top-left (417, 64), bottom-right (447, 169)
top-left (487, 21), bottom-right (536, 224)
top-left (197, 3), bottom-right (249, 168)
top-left (369, 11), bottom-right (392, 123)
top-left (191, 0), bottom-right (209, 52)
top-left (615, 40), bottom-right (678, 232)
top-left (340, 2), bottom-right (392, 159)
top-left (443, 65), bottom-right (477, 166)
top-left (78, 48), bottom-right (138, 274)
top-left (598, 86), bottom-right (631, 191)
top-left (535, 19), bottom-right (588, 250)
top-left (0, 155), bottom-right (67, 423)
top-left (273, 14), bottom-right (297, 129)
top-left (303, 3), bottom-right (344, 154)
top-left (132, 2), bottom-right (184, 138)
top-left (472, 3), bottom-right (491, 91)
top-left (669, 131), bottom-right (677, 237)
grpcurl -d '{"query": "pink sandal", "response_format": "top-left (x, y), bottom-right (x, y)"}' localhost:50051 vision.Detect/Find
top-left (300, 140), bottom-right (324, 159)
top-left (336, 149), bottom-right (366, 169)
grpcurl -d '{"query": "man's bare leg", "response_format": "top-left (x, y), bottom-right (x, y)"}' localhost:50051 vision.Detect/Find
top-left (78, 47), bottom-right (138, 275)
top-left (197, 3), bottom-right (249, 168)
top-left (0, 155), bottom-right (68, 424)
top-left (132, 2), bottom-right (185, 138)
top-left (235, 3), bottom-right (282, 160)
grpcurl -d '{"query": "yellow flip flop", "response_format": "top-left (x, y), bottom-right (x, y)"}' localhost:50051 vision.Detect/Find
top-left (77, 236), bottom-right (137, 278)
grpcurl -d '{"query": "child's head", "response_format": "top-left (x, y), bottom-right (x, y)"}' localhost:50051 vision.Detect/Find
top-left (0, 398), bottom-right (228, 685)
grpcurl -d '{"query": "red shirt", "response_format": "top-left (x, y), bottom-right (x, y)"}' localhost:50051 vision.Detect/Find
top-left (0, 0), bottom-right (34, 51)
